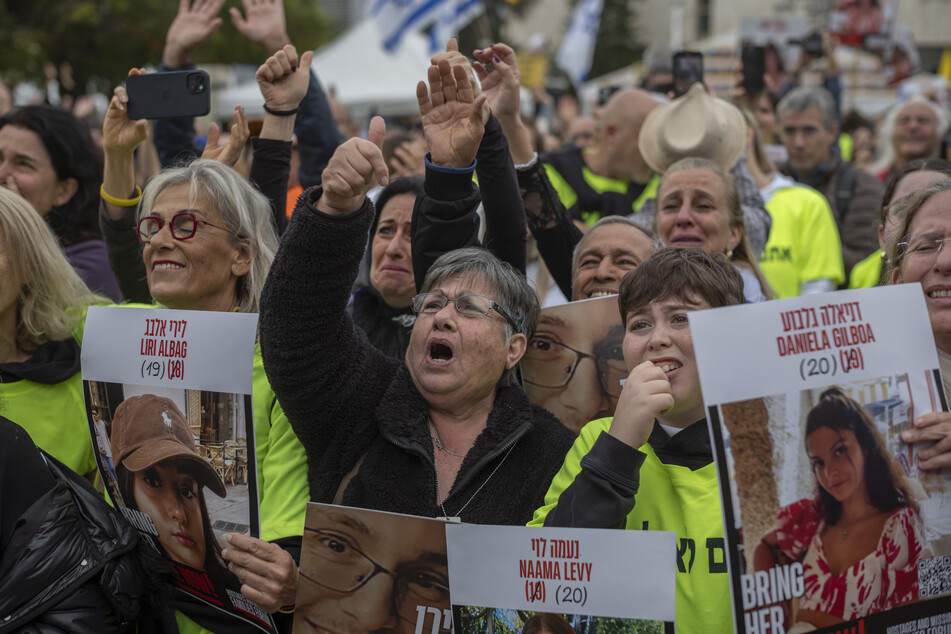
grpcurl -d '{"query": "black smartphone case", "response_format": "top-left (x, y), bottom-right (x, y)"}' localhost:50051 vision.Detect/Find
top-left (126, 71), bottom-right (211, 120)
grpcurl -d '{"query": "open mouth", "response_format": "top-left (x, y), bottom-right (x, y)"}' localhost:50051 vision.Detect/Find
top-left (928, 290), bottom-right (951, 299)
top-left (652, 360), bottom-right (682, 374)
top-left (429, 341), bottom-right (454, 362)
top-left (586, 290), bottom-right (617, 299)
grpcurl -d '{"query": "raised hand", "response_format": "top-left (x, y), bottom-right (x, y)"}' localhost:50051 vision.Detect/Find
top-left (163, 0), bottom-right (226, 67)
top-left (102, 69), bottom-right (149, 155)
top-left (229, 0), bottom-right (291, 55)
top-left (201, 106), bottom-right (250, 167)
top-left (255, 44), bottom-right (312, 112)
top-left (417, 59), bottom-right (488, 169)
top-left (472, 43), bottom-right (521, 120)
top-left (431, 37), bottom-right (480, 97)
top-left (318, 116), bottom-right (389, 215)
top-left (223, 533), bottom-right (297, 613)
top-left (608, 361), bottom-right (675, 449)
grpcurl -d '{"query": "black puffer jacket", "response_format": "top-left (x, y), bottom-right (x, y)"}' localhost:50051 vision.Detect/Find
top-left (0, 452), bottom-right (147, 633)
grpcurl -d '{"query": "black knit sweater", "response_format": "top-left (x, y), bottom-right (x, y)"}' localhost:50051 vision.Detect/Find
top-left (259, 187), bottom-right (574, 525)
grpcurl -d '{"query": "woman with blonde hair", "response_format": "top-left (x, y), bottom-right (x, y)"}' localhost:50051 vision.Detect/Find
top-left (0, 186), bottom-right (106, 476)
top-left (654, 156), bottom-right (774, 301)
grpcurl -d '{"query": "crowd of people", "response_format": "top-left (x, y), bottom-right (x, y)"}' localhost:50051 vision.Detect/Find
top-left (2, 1), bottom-right (951, 632)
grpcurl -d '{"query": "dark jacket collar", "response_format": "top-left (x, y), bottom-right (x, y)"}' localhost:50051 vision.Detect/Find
top-left (647, 418), bottom-right (713, 470)
top-left (375, 365), bottom-right (540, 474)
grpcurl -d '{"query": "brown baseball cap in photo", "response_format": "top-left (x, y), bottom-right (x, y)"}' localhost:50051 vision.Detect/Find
top-left (110, 394), bottom-right (227, 497)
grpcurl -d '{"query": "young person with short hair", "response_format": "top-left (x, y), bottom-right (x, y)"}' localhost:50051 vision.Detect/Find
top-left (530, 247), bottom-right (745, 632)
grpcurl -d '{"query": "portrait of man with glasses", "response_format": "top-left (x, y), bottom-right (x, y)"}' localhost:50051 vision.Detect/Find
top-left (521, 296), bottom-right (626, 434)
top-left (295, 504), bottom-right (451, 634)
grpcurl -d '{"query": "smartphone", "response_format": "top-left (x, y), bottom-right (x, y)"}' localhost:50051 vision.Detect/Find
top-left (741, 45), bottom-right (766, 95)
top-left (126, 71), bottom-right (211, 120)
top-left (672, 51), bottom-right (704, 98)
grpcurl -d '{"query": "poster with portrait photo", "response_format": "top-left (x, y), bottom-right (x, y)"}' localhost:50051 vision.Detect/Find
top-left (81, 306), bottom-right (274, 633)
top-left (446, 524), bottom-right (675, 634)
top-left (294, 503), bottom-right (452, 634)
top-left (522, 295), bottom-right (625, 434)
top-left (828, 0), bottom-right (899, 52)
top-left (691, 285), bottom-right (951, 634)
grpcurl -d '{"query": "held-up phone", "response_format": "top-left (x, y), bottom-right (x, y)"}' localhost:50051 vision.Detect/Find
top-left (672, 51), bottom-right (704, 98)
top-left (741, 45), bottom-right (766, 95)
top-left (126, 70), bottom-right (211, 120)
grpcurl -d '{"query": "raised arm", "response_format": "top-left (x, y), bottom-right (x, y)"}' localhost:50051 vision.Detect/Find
top-left (259, 118), bottom-right (395, 495)
top-left (475, 43), bottom-right (581, 297)
top-left (249, 44), bottom-right (313, 234)
top-left (411, 57), bottom-right (488, 290)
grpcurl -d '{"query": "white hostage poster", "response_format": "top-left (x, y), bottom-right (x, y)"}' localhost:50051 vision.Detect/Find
top-left (522, 295), bottom-right (625, 435)
top-left (446, 524), bottom-right (675, 633)
top-left (294, 503), bottom-right (451, 634)
top-left (81, 306), bottom-right (274, 632)
top-left (692, 285), bottom-right (951, 634)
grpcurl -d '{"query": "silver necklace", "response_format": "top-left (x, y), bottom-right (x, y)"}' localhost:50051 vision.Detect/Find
top-left (428, 419), bottom-right (467, 458)
top-left (435, 441), bottom-right (517, 522)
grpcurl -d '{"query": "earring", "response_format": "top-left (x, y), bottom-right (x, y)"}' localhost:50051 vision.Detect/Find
top-left (727, 248), bottom-right (734, 259)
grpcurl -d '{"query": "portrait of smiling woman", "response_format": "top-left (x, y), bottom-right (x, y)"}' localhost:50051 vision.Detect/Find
top-left (755, 388), bottom-right (929, 631)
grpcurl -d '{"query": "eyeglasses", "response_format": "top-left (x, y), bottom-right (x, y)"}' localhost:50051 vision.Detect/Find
top-left (522, 336), bottom-right (627, 398)
top-left (898, 236), bottom-right (948, 264)
top-left (300, 528), bottom-right (450, 627)
top-left (411, 293), bottom-right (521, 334)
top-left (137, 212), bottom-right (236, 244)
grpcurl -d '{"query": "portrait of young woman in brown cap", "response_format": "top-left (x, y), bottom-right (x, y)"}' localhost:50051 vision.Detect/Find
top-left (110, 393), bottom-right (231, 581)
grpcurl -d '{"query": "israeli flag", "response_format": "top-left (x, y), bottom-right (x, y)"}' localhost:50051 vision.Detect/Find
top-left (429, 0), bottom-right (485, 54)
top-left (365, 0), bottom-right (452, 52)
top-left (554, 0), bottom-right (604, 85)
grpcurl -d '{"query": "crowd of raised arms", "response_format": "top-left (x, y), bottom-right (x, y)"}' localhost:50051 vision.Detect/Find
top-left (2, 0), bottom-right (951, 632)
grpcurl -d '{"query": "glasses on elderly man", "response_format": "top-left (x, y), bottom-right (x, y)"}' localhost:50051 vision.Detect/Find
top-left (299, 528), bottom-right (450, 626)
top-left (411, 292), bottom-right (521, 333)
top-left (137, 212), bottom-right (236, 244)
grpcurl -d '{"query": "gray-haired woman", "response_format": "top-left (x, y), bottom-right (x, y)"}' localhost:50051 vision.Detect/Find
top-left (260, 85), bottom-right (574, 532)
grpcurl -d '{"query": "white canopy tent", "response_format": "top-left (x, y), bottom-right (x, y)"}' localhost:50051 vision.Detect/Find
top-left (215, 19), bottom-right (433, 121)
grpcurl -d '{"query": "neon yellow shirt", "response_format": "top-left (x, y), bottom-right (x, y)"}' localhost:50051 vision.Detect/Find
top-left (530, 418), bottom-right (732, 633)
top-left (542, 161), bottom-right (659, 227)
top-left (759, 175), bottom-right (845, 298)
top-left (849, 249), bottom-right (884, 288)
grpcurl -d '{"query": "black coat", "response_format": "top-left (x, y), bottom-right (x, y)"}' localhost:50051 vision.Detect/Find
top-left (260, 187), bottom-right (575, 525)
top-left (0, 451), bottom-right (148, 633)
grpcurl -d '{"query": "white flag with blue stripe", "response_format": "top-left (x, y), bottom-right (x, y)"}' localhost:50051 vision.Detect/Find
top-left (554, 0), bottom-right (604, 85)
top-left (365, 0), bottom-right (454, 52)
top-left (429, 0), bottom-right (485, 54)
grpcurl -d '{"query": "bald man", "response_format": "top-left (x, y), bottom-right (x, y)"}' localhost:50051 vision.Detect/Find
top-left (543, 89), bottom-right (660, 228)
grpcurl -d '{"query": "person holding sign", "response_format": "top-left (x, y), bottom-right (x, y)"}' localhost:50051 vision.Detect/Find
top-left (754, 388), bottom-right (929, 630)
top-left (259, 60), bottom-right (574, 527)
top-left (100, 44), bottom-right (312, 627)
top-left (888, 177), bottom-right (951, 470)
top-left (530, 248), bottom-right (745, 632)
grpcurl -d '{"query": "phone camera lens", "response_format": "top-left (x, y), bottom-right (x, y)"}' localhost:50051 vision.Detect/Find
top-left (187, 73), bottom-right (206, 94)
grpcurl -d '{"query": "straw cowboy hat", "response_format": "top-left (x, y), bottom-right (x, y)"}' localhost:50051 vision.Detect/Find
top-left (110, 394), bottom-right (227, 497)
top-left (638, 83), bottom-right (746, 174)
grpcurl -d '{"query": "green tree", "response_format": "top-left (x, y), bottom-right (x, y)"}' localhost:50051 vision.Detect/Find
top-left (587, 0), bottom-right (644, 80)
top-left (0, 0), bottom-right (333, 90)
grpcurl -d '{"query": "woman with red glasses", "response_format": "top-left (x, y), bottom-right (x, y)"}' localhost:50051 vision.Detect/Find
top-left (97, 46), bottom-right (312, 632)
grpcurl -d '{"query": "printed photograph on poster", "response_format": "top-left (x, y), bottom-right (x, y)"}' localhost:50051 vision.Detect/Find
top-left (522, 295), bottom-right (625, 434)
top-left (690, 285), bottom-right (951, 634)
top-left (453, 608), bottom-right (666, 634)
top-left (445, 524), bottom-right (675, 634)
top-left (828, 0), bottom-right (899, 51)
top-left (80, 305), bottom-right (272, 631)
top-left (294, 503), bottom-right (451, 634)
top-left (83, 382), bottom-right (270, 629)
